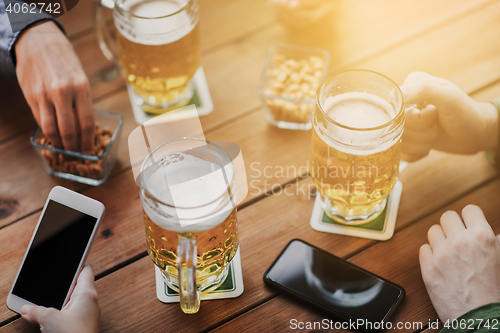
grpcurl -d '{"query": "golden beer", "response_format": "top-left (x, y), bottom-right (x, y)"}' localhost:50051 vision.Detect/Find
top-left (143, 204), bottom-right (239, 289)
top-left (114, 0), bottom-right (200, 113)
top-left (311, 70), bottom-right (404, 224)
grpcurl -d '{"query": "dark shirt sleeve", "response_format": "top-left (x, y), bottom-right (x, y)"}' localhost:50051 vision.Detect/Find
top-left (440, 302), bottom-right (500, 333)
top-left (0, 0), bottom-right (65, 79)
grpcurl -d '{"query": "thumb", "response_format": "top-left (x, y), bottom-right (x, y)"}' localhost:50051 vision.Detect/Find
top-left (496, 234), bottom-right (500, 246)
top-left (405, 104), bottom-right (438, 131)
top-left (21, 305), bottom-right (53, 325)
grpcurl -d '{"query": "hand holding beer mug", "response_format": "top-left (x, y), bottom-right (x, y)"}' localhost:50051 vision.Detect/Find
top-left (95, 0), bottom-right (200, 114)
top-left (139, 139), bottom-right (239, 313)
top-left (311, 70), bottom-right (405, 224)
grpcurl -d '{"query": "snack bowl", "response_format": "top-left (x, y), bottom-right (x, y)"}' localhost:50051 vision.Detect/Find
top-left (258, 43), bottom-right (329, 130)
top-left (30, 110), bottom-right (124, 186)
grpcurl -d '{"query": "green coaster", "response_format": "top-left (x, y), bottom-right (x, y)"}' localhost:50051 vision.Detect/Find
top-left (155, 247), bottom-right (244, 303)
top-left (144, 86), bottom-right (202, 117)
top-left (321, 205), bottom-right (387, 232)
top-left (310, 181), bottom-right (403, 241)
top-left (130, 67), bottom-right (214, 125)
top-left (165, 264), bottom-right (236, 296)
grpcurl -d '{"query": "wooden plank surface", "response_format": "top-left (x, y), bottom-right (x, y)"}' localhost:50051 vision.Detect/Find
top-left (286, 0), bottom-right (494, 69)
top-left (355, 0), bottom-right (500, 93)
top-left (4, 174), bottom-right (499, 331)
top-left (3, 0), bottom-right (497, 141)
top-left (2, 0), bottom-right (497, 140)
top-left (0, 0), bottom-right (274, 142)
top-left (0, 140), bottom-right (495, 322)
top-left (209, 180), bottom-right (500, 333)
top-left (4, 14), bottom-right (500, 227)
top-left (0, 81), bottom-right (36, 143)
top-left (1, 2), bottom-right (500, 321)
top-left (0, 176), bottom-right (367, 330)
top-left (2, 0), bottom-right (500, 331)
top-left (58, 0), bottom-right (275, 46)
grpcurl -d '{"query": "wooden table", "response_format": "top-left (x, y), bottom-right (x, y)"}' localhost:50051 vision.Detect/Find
top-left (1, 0), bottom-right (499, 332)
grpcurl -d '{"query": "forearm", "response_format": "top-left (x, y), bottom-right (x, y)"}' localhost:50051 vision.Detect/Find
top-left (0, 0), bottom-right (64, 78)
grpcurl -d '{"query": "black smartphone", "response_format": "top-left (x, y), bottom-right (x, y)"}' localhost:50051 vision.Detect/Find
top-left (263, 239), bottom-right (405, 332)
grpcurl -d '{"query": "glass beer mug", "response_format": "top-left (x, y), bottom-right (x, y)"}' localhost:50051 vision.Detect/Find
top-left (94, 0), bottom-right (200, 114)
top-left (310, 70), bottom-right (405, 224)
top-left (139, 138), bottom-right (239, 313)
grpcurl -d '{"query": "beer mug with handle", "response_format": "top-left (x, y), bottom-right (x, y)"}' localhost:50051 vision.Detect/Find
top-left (94, 0), bottom-right (200, 114)
top-left (139, 138), bottom-right (239, 313)
top-left (311, 70), bottom-right (405, 225)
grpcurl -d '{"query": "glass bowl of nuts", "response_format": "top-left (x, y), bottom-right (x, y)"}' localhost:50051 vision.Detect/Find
top-left (30, 110), bottom-right (124, 186)
top-left (258, 43), bottom-right (329, 130)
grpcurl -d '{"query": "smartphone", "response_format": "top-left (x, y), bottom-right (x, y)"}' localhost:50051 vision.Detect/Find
top-left (7, 186), bottom-right (105, 313)
top-left (263, 239), bottom-right (405, 332)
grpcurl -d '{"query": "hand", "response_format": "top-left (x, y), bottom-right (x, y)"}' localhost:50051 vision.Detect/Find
top-left (401, 72), bottom-right (498, 162)
top-left (15, 21), bottom-right (94, 153)
top-left (419, 205), bottom-right (500, 322)
top-left (21, 263), bottom-right (100, 333)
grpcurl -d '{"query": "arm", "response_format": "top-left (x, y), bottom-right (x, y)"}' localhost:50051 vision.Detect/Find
top-left (0, 0), bottom-right (64, 78)
top-left (14, 20), bottom-right (95, 153)
top-left (440, 302), bottom-right (500, 333)
top-left (0, 0), bottom-right (95, 153)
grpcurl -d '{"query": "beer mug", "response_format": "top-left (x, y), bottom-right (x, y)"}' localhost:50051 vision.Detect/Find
top-left (310, 70), bottom-right (405, 224)
top-left (95, 0), bottom-right (200, 114)
top-left (139, 138), bottom-right (239, 313)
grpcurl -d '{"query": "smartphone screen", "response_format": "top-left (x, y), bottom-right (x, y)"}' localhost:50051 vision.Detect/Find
top-left (265, 239), bottom-right (404, 326)
top-left (12, 200), bottom-right (98, 310)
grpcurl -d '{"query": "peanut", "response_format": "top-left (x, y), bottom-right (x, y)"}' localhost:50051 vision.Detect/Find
top-left (264, 54), bottom-right (325, 124)
top-left (37, 121), bottom-right (114, 180)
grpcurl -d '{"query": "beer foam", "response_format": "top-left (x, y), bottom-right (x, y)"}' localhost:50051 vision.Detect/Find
top-left (324, 92), bottom-right (395, 129)
top-left (115, 0), bottom-right (197, 45)
top-left (316, 92), bottom-right (401, 155)
top-left (142, 153), bottom-right (236, 232)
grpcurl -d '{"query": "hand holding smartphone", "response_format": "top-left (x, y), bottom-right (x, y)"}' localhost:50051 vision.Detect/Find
top-left (7, 186), bottom-right (105, 313)
top-left (263, 239), bottom-right (405, 332)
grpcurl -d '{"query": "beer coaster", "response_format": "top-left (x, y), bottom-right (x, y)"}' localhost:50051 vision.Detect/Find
top-left (309, 162), bottom-right (407, 241)
top-left (310, 180), bottom-right (402, 241)
top-left (129, 67), bottom-right (214, 125)
top-left (155, 247), bottom-right (244, 303)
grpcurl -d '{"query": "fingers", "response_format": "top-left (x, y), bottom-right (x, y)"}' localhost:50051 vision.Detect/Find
top-left (21, 305), bottom-right (56, 325)
top-left (401, 72), bottom-right (460, 110)
top-left (52, 84), bottom-right (79, 152)
top-left (74, 79), bottom-right (94, 154)
top-left (402, 105), bottom-right (439, 163)
top-left (403, 125), bottom-right (438, 144)
top-left (440, 210), bottom-right (465, 238)
top-left (38, 83), bottom-right (93, 153)
top-left (74, 262), bottom-right (96, 294)
top-left (419, 243), bottom-right (433, 267)
top-left (461, 204), bottom-right (493, 232)
top-left (68, 262), bottom-right (99, 304)
top-left (39, 102), bottom-right (62, 148)
top-left (428, 224), bottom-right (446, 250)
top-left (402, 141), bottom-right (432, 156)
top-left (405, 105), bottom-right (438, 131)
